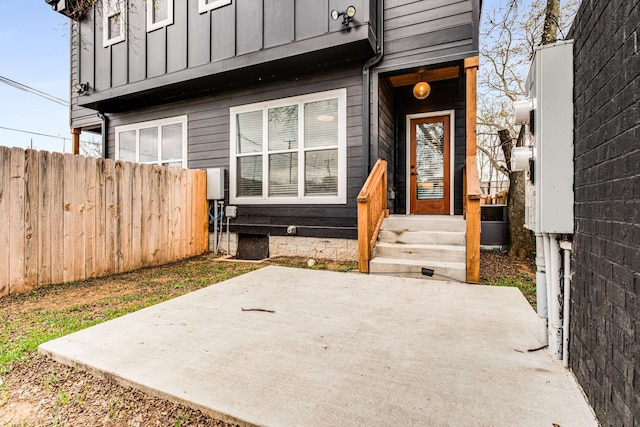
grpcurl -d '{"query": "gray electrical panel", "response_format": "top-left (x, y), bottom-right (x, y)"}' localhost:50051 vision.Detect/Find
top-left (206, 168), bottom-right (225, 200)
top-left (523, 41), bottom-right (575, 234)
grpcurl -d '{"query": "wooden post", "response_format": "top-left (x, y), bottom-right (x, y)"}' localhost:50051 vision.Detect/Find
top-left (465, 56), bottom-right (481, 284)
top-left (357, 200), bottom-right (371, 273)
top-left (71, 128), bottom-right (81, 155)
top-left (464, 57), bottom-right (478, 157)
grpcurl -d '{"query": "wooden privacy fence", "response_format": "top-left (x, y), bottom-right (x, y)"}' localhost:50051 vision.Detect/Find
top-left (0, 147), bottom-right (208, 297)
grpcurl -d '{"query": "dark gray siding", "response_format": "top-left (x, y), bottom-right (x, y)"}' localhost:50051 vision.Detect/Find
top-left (378, 0), bottom-right (479, 72)
top-left (392, 77), bottom-right (466, 215)
top-left (569, 1), bottom-right (640, 426)
top-left (72, 0), bottom-right (374, 114)
top-left (377, 77), bottom-right (396, 212)
top-left (105, 65), bottom-right (365, 238)
top-left (70, 20), bottom-right (102, 130)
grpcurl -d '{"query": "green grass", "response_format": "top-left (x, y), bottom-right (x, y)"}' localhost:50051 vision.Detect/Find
top-left (0, 255), bottom-right (357, 375)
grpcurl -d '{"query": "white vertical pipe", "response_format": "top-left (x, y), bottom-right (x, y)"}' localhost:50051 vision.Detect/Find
top-left (213, 202), bottom-right (219, 254)
top-left (560, 240), bottom-right (572, 368)
top-left (218, 201), bottom-right (224, 255)
top-left (227, 216), bottom-right (231, 256)
top-left (548, 234), bottom-right (563, 360)
top-left (535, 233), bottom-right (548, 344)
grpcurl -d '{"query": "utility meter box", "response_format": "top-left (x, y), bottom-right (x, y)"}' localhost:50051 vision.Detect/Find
top-left (522, 41), bottom-right (574, 234)
top-left (206, 168), bottom-right (225, 200)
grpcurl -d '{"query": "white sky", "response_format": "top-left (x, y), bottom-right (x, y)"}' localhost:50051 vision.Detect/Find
top-left (0, 0), bottom-right (72, 153)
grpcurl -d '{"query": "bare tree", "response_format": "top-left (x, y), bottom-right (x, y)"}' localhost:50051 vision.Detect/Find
top-left (80, 135), bottom-right (103, 157)
top-left (478, 0), bottom-right (578, 258)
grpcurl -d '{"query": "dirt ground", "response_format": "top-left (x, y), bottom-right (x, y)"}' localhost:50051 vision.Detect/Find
top-left (480, 250), bottom-right (535, 283)
top-left (0, 252), bottom-right (529, 426)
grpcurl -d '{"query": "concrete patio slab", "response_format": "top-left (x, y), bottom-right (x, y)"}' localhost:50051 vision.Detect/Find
top-left (39, 266), bottom-right (597, 426)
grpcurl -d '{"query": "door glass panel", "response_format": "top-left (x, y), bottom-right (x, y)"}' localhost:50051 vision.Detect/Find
top-left (416, 121), bottom-right (444, 200)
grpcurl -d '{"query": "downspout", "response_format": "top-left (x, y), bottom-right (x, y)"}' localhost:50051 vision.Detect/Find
top-left (98, 112), bottom-right (108, 158)
top-left (362, 0), bottom-right (384, 180)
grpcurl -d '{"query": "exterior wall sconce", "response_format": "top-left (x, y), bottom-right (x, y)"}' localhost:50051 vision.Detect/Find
top-left (413, 79), bottom-right (431, 100)
top-left (74, 82), bottom-right (90, 96)
top-left (331, 6), bottom-right (356, 26)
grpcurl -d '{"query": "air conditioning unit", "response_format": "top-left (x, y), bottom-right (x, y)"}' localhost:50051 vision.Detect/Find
top-left (512, 40), bottom-right (574, 234)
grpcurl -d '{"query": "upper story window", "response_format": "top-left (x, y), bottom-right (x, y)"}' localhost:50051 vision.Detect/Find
top-left (199, 0), bottom-right (231, 14)
top-left (147, 0), bottom-right (174, 32)
top-left (229, 89), bottom-right (347, 205)
top-left (115, 116), bottom-right (188, 168)
top-left (103, 0), bottom-right (126, 47)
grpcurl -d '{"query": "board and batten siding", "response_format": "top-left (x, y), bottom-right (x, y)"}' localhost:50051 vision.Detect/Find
top-left (377, 77), bottom-right (395, 212)
top-left (70, 20), bottom-right (101, 130)
top-left (379, 0), bottom-right (479, 71)
top-left (71, 0), bottom-right (372, 107)
top-left (106, 65), bottom-right (365, 238)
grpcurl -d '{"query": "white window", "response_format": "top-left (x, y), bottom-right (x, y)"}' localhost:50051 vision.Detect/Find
top-left (103, 0), bottom-right (126, 47)
top-left (115, 116), bottom-right (188, 168)
top-left (198, 0), bottom-right (231, 14)
top-left (147, 0), bottom-right (173, 32)
top-left (230, 89), bottom-right (347, 205)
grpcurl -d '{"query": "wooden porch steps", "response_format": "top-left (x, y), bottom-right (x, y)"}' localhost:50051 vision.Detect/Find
top-left (369, 215), bottom-right (467, 282)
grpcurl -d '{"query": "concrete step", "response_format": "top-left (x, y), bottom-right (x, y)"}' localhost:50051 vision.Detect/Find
top-left (369, 257), bottom-right (467, 282)
top-left (382, 215), bottom-right (465, 233)
top-left (378, 229), bottom-right (465, 246)
top-left (373, 242), bottom-right (466, 263)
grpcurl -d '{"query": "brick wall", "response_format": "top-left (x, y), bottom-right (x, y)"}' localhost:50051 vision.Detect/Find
top-left (570, 1), bottom-right (640, 426)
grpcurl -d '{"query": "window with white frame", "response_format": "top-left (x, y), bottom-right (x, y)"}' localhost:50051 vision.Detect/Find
top-left (198, 0), bottom-right (232, 14)
top-left (147, 0), bottom-right (173, 32)
top-left (103, 0), bottom-right (126, 47)
top-left (116, 116), bottom-right (188, 168)
top-left (230, 89), bottom-right (347, 204)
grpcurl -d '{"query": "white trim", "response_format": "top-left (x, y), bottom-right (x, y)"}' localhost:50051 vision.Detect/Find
top-left (198, 0), bottom-right (232, 14)
top-left (147, 0), bottom-right (174, 32)
top-left (115, 115), bottom-right (188, 168)
top-left (230, 89), bottom-right (347, 205)
top-left (405, 110), bottom-right (456, 215)
top-left (103, 0), bottom-right (126, 47)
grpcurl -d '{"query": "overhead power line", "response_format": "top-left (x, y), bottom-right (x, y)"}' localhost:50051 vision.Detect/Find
top-left (0, 125), bottom-right (96, 145)
top-left (0, 75), bottom-right (69, 107)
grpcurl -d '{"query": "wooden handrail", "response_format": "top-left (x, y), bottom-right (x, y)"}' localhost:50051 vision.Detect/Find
top-left (357, 159), bottom-right (389, 273)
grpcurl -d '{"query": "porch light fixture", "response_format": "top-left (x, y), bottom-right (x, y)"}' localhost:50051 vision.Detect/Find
top-left (74, 82), bottom-right (90, 96)
top-left (331, 6), bottom-right (356, 26)
top-left (413, 79), bottom-right (431, 100)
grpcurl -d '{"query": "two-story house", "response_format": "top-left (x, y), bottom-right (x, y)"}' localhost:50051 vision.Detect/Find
top-left (46, 0), bottom-right (482, 282)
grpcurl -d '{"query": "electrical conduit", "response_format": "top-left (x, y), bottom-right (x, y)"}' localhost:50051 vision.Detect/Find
top-left (560, 240), bottom-right (572, 368)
